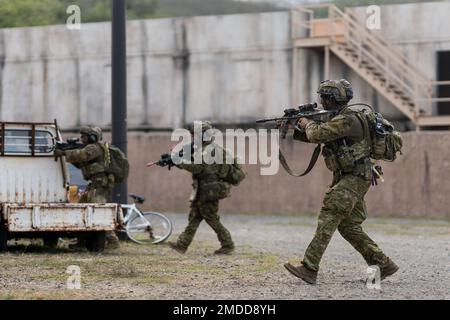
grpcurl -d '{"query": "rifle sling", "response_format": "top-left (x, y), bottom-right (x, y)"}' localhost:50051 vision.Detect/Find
top-left (279, 144), bottom-right (321, 177)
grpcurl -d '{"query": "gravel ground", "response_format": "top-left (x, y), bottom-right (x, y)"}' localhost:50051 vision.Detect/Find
top-left (0, 213), bottom-right (449, 300)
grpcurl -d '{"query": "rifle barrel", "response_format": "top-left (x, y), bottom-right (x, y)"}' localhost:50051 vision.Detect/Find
top-left (256, 110), bottom-right (336, 124)
top-left (256, 117), bottom-right (283, 123)
top-left (146, 161), bottom-right (158, 167)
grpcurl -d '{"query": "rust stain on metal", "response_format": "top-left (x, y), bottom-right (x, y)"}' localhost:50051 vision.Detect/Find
top-left (5, 203), bottom-right (119, 232)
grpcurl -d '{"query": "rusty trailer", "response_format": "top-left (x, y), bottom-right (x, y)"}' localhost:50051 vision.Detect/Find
top-left (0, 122), bottom-right (122, 252)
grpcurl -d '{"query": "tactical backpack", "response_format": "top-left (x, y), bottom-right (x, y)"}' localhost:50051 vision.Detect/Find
top-left (354, 107), bottom-right (403, 162)
top-left (279, 104), bottom-right (403, 178)
top-left (214, 147), bottom-right (246, 186)
top-left (223, 162), bottom-right (246, 186)
top-left (103, 143), bottom-right (130, 183)
top-left (199, 181), bottom-right (232, 201)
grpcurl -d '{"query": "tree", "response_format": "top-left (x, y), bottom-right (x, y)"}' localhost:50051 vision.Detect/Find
top-left (0, 0), bottom-right (281, 29)
top-left (0, 0), bottom-right (65, 28)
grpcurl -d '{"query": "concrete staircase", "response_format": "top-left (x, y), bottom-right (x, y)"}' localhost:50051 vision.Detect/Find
top-left (291, 4), bottom-right (450, 128)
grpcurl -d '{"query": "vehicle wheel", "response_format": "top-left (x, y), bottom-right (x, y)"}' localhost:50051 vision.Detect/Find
top-left (126, 212), bottom-right (173, 245)
top-left (85, 232), bottom-right (106, 252)
top-left (43, 236), bottom-right (59, 248)
top-left (0, 223), bottom-right (7, 252)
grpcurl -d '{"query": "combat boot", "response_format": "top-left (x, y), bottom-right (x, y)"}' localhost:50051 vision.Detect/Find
top-left (380, 258), bottom-right (399, 280)
top-left (214, 246), bottom-right (235, 255)
top-left (284, 262), bottom-right (318, 285)
top-left (168, 241), bottom-right (187, 254)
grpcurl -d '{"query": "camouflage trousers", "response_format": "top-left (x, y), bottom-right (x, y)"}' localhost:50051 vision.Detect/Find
top-left (79, 174), bottom-right (119, 244)
top-left (79, 185), bottom-right (112, 203)
top-left (79, 173), bottom-right (115, 203)
top-left (177, 199), bottom-right (234, 250)
top-left (302, 174), bottom-right (389, 272)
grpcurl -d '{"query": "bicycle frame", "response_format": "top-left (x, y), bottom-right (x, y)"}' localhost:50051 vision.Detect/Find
top-left (120, 203), bottom-right (151, 231)
top-left (119, 200), bottom-right (173, 244)
top-left (121, 203), bottom-right (139, 224)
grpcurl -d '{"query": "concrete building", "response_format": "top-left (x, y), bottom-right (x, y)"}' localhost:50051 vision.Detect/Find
top-left (0, 2), bottom-right (449, 217)
top-left (1, 2), bottom-right (449, 129)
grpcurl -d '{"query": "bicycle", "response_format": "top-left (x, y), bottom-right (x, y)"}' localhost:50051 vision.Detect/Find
top-left (120, 194), bottom-right (173, 244)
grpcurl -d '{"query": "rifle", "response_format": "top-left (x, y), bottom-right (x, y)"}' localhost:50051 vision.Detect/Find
top-left (256, 103), bottom-right (338, 178)
top-left (55, 138), bottom-right (84, 151)
top-left (256, 102), bottom-right (337, 138)
top-left (147, 153), bottom-right (174, 169)
top-left (147, 142), bottom-right (195, 170)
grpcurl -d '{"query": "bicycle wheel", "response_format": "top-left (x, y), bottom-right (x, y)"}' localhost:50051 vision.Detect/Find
top-left (126, 212), bottom-right (173, 245)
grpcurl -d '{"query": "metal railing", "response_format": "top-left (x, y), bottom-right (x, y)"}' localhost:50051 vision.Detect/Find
top-left (291, 4), bottom-right (447, 119)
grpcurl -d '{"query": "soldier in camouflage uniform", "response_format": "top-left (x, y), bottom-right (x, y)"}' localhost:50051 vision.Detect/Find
top-left (54, 126), bottom-right (120, 249)
top-left (165, 121), bottom-right (236, 255)
top-left (283, 79), bottom-right (399, 284)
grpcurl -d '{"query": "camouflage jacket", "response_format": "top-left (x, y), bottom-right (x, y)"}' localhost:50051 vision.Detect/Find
top-left (293, 106), bottom-right (372, 180)
top-left (65, 143), bottom-right (108, 180)
top-left (176, 142), bottom-right (234, 201)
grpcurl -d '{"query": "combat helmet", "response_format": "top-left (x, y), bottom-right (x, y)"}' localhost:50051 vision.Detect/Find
top-left (80, 126), bottom-right (102, 143)
top-left (317, 79), bottom-right (353, 103)
top-left (188, 121), bottom-right (213, 134)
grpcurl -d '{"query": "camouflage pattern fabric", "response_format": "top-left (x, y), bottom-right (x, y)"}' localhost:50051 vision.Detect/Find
top-left (78, 173), bottom-right (115, 203)
top-left (66, 144), bottom-right (118, 245)
top-left (65, 143), bottom-right (108, 180)
top-left (294, 106), bottom-right (372, 180)
top-left (176, 199), bottom-right (234, 250)
top-left (294, 106), bottom-right (391, 272)
top-left (65, 143), bottom-right (115, 202)
top-left (177, 142), bottom-right (234, 202)
top-left (175, 142), bottom-right (235, 250)
top-left (301, 173), bottom-right (389, 271)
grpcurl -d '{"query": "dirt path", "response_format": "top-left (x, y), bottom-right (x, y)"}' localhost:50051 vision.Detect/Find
top-left (0, 213), bottom-right (449, 300)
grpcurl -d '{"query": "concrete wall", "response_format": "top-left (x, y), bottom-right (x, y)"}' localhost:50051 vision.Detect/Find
top-left (350, 2), bottom-right (450, 114)
top-left (119, 131), bottom-right (449, 219)
top-left (0, 13), bottom-right (293, 129)
top-left (2, 3), bottom-right (450, 129)
top-left (351, 2), bottom-right (450, 80)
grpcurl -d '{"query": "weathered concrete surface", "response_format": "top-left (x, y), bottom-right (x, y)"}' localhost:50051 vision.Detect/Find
top-left (351, 2), bottom-right (450, 80)
top-left (2, 3), bottom-right (449, 128)
top-left (0, 13), bottom-right (294, 129)
top-left (118, 131), bottom-right (450, 218)
top-left (350, 2), bottom-right (450, 115)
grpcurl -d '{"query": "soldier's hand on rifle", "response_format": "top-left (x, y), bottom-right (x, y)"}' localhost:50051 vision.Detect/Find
top-left (147, 153), bottom-right (174, 169)
top-left (275, 120), bottom-right (283, 129)
top-left (297, 117), bottom-right (312, 129)
top-left (54, 149), bottom-right (65, 157)
top-left (156, 154), bottom-right (171, 166)
top-left (276, 120), bottom-right (295, 130)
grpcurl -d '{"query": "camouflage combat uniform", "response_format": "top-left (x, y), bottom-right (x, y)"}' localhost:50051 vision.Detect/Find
top-left (66, 143), bottom-right (115, 203)
top-left (173, 143), bottom-right (235, 252)
top-left (65, 142), bottom-right (119, 246)
top-left (293, 106), bottom-right (390, 272)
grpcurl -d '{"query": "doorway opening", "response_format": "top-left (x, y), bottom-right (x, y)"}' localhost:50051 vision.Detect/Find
top-left (437, 51), bottom-right (450, 115)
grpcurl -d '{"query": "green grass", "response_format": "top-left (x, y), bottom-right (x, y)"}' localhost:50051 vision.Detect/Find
top-left (1, 214), bottom-right (447, 300)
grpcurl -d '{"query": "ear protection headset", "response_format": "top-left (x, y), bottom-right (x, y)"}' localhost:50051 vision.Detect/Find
top-left (80, 132), bottom-right (98, 144)
top-left (339, 79), bottom-right (353, 101)
top-left (318, 79), bottom-right (353, 102)
top-left (88, 134), bottom-right (98, 143)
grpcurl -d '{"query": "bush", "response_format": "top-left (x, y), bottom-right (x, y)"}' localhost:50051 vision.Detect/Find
top-left (0, 0), bottom-right (281, 29)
